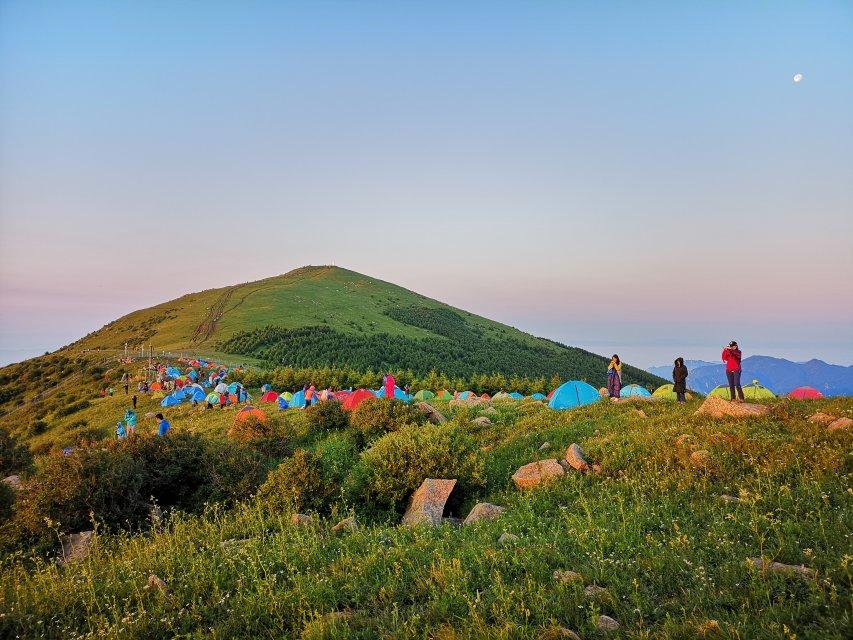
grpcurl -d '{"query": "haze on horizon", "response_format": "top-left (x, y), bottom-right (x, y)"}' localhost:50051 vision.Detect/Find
top-left (1, 1), bottom-right (852, 369)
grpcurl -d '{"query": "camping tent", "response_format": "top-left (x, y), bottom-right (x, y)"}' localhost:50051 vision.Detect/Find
top-left (457, 391), bottom-right (476, 400)
top-left (435, 390), bottom-right (453, 401)
top-left (334, 391), bottom-right (351, 402)
top-left (530, 393), bottom-right (547, 401)
top-left (708, 385), bottom-right (731, 399)
top-left (492, 392), bottom-right (511, 401)
top-left (343, 388), bottom-right (375, 411)
top-left (548, 381), bottom-right (601, 410)
top-left (480, 393), bottom-right (491, 400)
top-left (620, 384), bottom-right (652, 398)
top-left (376, 386), bottom-right (412, 402)
top-left (742, 382), bottom-right (776, 400)
top-left (235, 406), bottom-right (267, 423)
top-left (161, 394), bottom-right (183, 408)
top-left (277, 397), bottom-right (289, 410)
top-left (289, 390), bottom-right (307, 408)
top-left (414, 390), bottom-right (435, 401)
top-left (205, 392), bottom-right (220, 404)
top-left (508, 392), bottom-right (524, 400)
top-left (261, 391), bottom-right (279, 403)
top-left (188, 386), bottom-right (207, 402)
top-left (279, 391), bottom-right (293, 403)
top-left (788, 386), bottom-right (823, 400)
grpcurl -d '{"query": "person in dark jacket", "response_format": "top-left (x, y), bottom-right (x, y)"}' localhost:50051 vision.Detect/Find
top-left (722, 341), bottom-right (744, 401)
top-left (672, 357), bottom-right (688, 403)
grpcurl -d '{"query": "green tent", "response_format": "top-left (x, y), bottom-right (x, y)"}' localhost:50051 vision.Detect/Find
top-left (653, 384), bottom-right (694, 401)
top-left (742, 381), bottom-right (776, 400)
top-left (709, 385), bottom-right (731, 399)
top-left (413, 390), bottom-right (435, 401)
top-left (435, 390), bottom-right (453, 401)
top-left (492, 391), bottom-right (512, 401)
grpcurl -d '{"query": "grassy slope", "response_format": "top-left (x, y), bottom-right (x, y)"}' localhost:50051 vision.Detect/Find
top-left (2, 397), bottom-right (851, 639)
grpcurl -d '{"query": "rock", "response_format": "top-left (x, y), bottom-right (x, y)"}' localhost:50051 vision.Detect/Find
top-left (749, 557), bottom-right (816, 578)
top-left (291, 513), bottom-right (313, 525)
top-left (584, 584), bottom-right (610, 599)
top-left (674, 434), bottom-right (694, 448)
top-left (827, 417), bottom-right (853, 433)
top-left (632, 409), bottom-right (647, 418)
top-left (538, 627), bottom-right (582, 640)
top-left (332, 516), bottom-right (358, 533)
top-left (512, 459), bottom-right (565, 489)
top-left (497, 532), bottom-right (519, 545)
top-left (689, 450), bottom-right (713, 470)
top-left (484, 406), bottom-right (497, 415)
top-left (463, 502), bottom-right (505, 525)
top-left (442, 517), bottom-right (462, 528)
top-left (695, 396), bottom-right (769, 419)
top-left (144, 412), bottom-right (156, 419)
top-left (58, 530), bottom-right (94, 566)
top-left (564, 443), bottom-right (592, 472)
top-left (596, 615), bottom-right (620, 632)
top-left (417, 402), bottom-right (447, 425)
top-left (591, 463), bottom-right (603, 475)
top-left (807, 412), bottom-right (836, 425)
top-left (720, 494), bottom-right (741, 503)
top-left (2, 475), bottom-right (22, 491)
top-left (147, 574), bottom-right (168, 592)
top-left (538, 442), bottom-right (550, 452)
top-left (402, 478), bottom-right (457, 527)
top-left (472, 416), bottom-right (492, 427)
top-left (552, 569), bottom-right (583, 584)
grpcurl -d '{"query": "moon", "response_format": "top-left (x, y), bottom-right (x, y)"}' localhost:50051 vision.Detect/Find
top-left (793, 73), bottom-right (803, 83)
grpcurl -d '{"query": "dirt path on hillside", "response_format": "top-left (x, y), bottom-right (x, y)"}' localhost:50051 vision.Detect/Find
top-left (191, 288), bottom-right (234, 344)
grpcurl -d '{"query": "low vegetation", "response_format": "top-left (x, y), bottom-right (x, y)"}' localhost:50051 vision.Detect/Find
top-left (0, 395), bottom-right (850, 638)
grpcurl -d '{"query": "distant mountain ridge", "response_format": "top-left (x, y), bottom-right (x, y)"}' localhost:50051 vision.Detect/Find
top-left (649, 356), bottom-right (853, 396)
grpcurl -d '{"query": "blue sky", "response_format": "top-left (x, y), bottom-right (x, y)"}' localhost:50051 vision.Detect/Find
top-left (1, 1), bottom-right (852, 368)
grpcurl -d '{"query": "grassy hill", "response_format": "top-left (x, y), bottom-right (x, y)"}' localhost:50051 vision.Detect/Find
top-left (1, 396), bottom-right (850, 638)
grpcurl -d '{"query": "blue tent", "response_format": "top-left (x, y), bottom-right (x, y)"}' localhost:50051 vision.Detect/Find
top-left (277, 397), bottom-right (289, 410)
top-left (188, 386), bottom-right (206, 402)
top-left (620, 384), bottom-right (652, 398)
top-left (187, 370), bottom-right (198, 381)
top-left (261, 384), bottom-right (271, 393)
top-left (376, 386), bottom-right (412, 402)
top-left (509, 392), bottom-right (524, 400)
top-left (548, 381), bottom-right (601, 410)
top-left (166, 366), bottom-right (181, 379)
top-left (530, 392), bottom-right (547, 400)
top-left (161, 394), bottom-right (183, 407)
top-left (227, 382), bottom-right (241, 393)
top-left (290, 390), bottom-right (307, 408)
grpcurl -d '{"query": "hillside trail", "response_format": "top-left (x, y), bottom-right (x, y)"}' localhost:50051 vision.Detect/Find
top-left (191, 286), bottom-right (263, 345)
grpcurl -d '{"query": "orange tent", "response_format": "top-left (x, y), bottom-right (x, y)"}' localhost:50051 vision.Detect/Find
top-left (150, 382), bottom-right (162, 391)
top-left (235, 406), bottom-right (267, 423)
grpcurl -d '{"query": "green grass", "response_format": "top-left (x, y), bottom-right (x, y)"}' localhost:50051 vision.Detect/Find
top-left (2, 397), bottom-right (851, 638)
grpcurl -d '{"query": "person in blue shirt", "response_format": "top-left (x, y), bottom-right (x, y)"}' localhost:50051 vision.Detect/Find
top-left (116, 421), bottom-right (127, 439)
top-left (124, 408), bottom-right (138, 435)
top-left (155, 413), bottom-right (170, 436)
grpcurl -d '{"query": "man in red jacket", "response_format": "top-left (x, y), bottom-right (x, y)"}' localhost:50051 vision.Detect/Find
top-left (722, 341), bottom-right (744, 402)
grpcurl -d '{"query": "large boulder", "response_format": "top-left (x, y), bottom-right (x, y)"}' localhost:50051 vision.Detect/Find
top-left (58, 530), bottom-right (94, 566)
top-left (417, 402), bottom-right (447, 425)
top-left (512, 459), bottom-right (565, 489)
top-left (564, 444), bottom-right (592, 472)
top-left (463, 502), bottom-right (505, 525)
top-left (695, 396), bottom-right (769, 418)
top-left (401, 478), bottom-right (457, 527)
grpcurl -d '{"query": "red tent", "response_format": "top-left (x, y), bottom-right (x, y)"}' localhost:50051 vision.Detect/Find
top-left (343, 389), bottom-right (375, 411)
top-left (261, 391), bottom-right (279, 403)
top-left (788, 386), bottom-right (823, 400)
top-left (547, 389), bottom-right (555, 400)
top-left (235, 406), bottom-right (267, 423)
top-left (334, 391), bottom-right (351, 402)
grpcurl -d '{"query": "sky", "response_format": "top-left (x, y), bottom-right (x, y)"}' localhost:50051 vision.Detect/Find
top-left (1, 1), bottom-right (852, 369)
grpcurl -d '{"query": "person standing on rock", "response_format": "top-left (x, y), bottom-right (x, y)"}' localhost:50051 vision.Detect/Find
top-left (606, 355), bottom-right (622, 399)
top-left (673, 357), bottom-right (688, 403)
top-left (722, 341), bottom-right (744, 402)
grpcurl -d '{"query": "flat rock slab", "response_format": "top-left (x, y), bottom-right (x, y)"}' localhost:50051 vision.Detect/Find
top-left (695, 396), bottom-right (769, 419)
top-left (807, 412), bottom-right (836, 425)
top-left (463, 502), bottom-right (505, 525)
top-left (402, 478), bottom-right (457, 527)
top-left (417, 402), bottom-right (447, 424)
top-left (512, 459), bottom-right (565, 490)
top-left (749, 557), bottom-right (816, 578)
top-left (597, 615), bottom-right (620, 632)
top-left (58, 530), bottom-right (94, 566)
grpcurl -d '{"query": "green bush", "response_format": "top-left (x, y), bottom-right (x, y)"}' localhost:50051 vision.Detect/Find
top-left (54, 399), bottom-right (91, 418)
top-left (0, 428), bottom-right (32, 476)
top-left (348, 423), bottom-right (484, 510)
top-left (306, 400), bottom-right (349, 433)
top-left (256, 450), bottom-right (334, 514)
top-left (348, 398), bottom-right (426, 446)
top-left (0, 481), bottom-right (14, 523)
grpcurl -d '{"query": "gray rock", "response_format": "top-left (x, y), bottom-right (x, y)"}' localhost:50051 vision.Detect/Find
top-left (58, 530), bottom-right (94, 566)
top-left (552, 569), bottom-right (583, 584)
top-left (596, 615), bottom-right (620, 632)
top-left (2, 475), bottom-right (22, 491)
top-left (512, 459), bottom-right (565, 490)
top-left (463, 502), bottom-right (505, 525)
top-left (417, 402), bottom-right (447, 424)
top-left (538, 627), bottom-right (582, 640)
top-left (538, 442), bottom-right (550, 452)
top-left (402, 479), bottom-right (457, 527)
top-left (147, 574), bottom-right (168, 592)
top-left (584, 584), bottom-right (610, 598)
top-left (749, 557), bottom-right (816, 578)
top-left (291, 513), bottom-right (313, 525)
top-left (564, 443), bottom-right (592, 472)
top-left (497, 532), bottom-right (519, 544)
top-left (472, 416), bottom-right (492, 427)
top-left (332, 516), bottom-right (358, 533)
top-left (720, 494), bottom-right (741, 504)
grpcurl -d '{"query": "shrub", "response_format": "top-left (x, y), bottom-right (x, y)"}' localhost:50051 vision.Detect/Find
top-left (256, 450), bottom-right (334, 514)
top-left (0, 481), bottom-right (14, 523)
top-left (0, 428), bottom-right (32, 476)
top-left (306, 400), bottom-right (349, 433)
top-left (349, 398), bottom-right (426, 446)
top-left (228, 415), bottom-right (274, 442)
top-left (348, 423), bottom-right (484, 510)
top-left (54, 400), bottom-right (91, 418)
